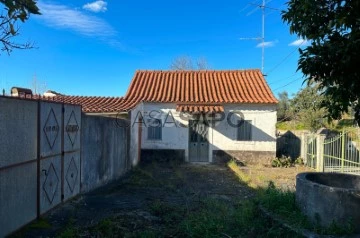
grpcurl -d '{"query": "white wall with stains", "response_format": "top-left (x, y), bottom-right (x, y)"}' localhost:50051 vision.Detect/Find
top-left (130, 102), bottom-right (277, 164)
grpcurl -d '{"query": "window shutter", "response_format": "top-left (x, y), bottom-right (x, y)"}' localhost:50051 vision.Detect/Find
top-left (147, 118), bottom-right (162, 140)
top-left (237, 120), bottom-right (252, 141)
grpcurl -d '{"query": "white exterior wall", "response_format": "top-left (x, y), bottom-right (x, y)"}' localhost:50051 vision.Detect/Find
top-left (130, 102), bottom-right (277, 164)
top-left (130, 103), bottom-right (190, 165)
top-left (209, 104), bottom-right (277, 162)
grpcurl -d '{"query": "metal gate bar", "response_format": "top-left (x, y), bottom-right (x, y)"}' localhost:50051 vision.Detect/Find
top-left (306, 129), bottom-right (360, 175)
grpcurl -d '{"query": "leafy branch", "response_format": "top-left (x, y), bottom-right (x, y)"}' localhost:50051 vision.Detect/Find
top-left (0, 0), bottom-right (40, 55)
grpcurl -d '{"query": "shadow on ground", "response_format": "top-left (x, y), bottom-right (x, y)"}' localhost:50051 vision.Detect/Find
top-left (11, 160), bottom-right (352, 237)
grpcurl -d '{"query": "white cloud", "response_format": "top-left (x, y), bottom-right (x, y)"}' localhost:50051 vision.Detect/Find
top-left (289, 39), bottom-right (309, 46)
top-left (256, 41), bottom-right (276, 48)
top-left (37, 1), bottom-right (115, 37)
top-left (83, 1), bottom-right (107, 13)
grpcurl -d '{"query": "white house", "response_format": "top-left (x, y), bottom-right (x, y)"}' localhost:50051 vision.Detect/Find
top-left (22, 69), bottom-right (277, 165)
top-left (118, 70), bottom-right (278, 165)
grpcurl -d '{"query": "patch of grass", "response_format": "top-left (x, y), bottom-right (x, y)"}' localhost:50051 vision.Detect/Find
top-left (125, 166), bottom-right (160, 187)
top-left (258, 182), bottom-right (310, 229)
top-left (57, 217), bottom-right (79, 238)
top-left (258, 182), bottom-right (356, 236)
top-left (179, 199), bottom-right (232, 237)
top-left (149, 199), bottom-right (185, 226)
top-left (57, 227), bottom-right (79, 238)
top-left (59, 162), bottom-right (306, 238)
top-left (28, 218), bottom-right (51, 229)
top-left (136, 230), bottom-right (158, 238)
top-left (178, 198), bottom-right (300, 238)
top-left (91, 218), bottom-right (117, 237)
top-left (227, 161), bottom-right (355, 236)
top-left (149, 200), bottom-right (172, 216)
top-left (256, 174), bottom-right (267, 182)
top-left (276, 121), bottom-right (307, 131)
top-left (174, 167), bottom-right (185, 181)
top-left (146, 183), bottom-right (300, 237)
top-left (322, 219), bottom-right (355, 235)
top-left (24, 161), bottom-right (356, 237)
top-left (167, 158), bottom-right (184, 168)
top-left (54, 198), bottom-right (300, 238)
top-left (227, 160), bottom-right (257, 188)
top-left (126, 163), bottom-right (184, 191)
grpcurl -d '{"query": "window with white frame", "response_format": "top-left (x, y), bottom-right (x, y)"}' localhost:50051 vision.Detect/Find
top-left (237, 120), bottom-right (252, 141)
top-left (147, 118), bottom-right (162, 140)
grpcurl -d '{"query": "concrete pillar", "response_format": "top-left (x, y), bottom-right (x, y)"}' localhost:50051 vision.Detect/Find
top-left (208, 121), bottom-right (213, 163)
top-left (301, 132), bottom-right (308, 162)
top-left (316, 134), bottom-right (326, 172)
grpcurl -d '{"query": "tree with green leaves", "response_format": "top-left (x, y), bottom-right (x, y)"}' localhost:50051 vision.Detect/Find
top-left (282, 0), bottom-right (360, 124)
top-left (0, 0), bottom-right (40, 54)
top-left (290, 84), bottom-right (326, 132)
top-left (277, 91), bottom-right (291, 121)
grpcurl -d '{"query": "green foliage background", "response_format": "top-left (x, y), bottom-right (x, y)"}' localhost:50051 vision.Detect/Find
top-left (282, 0), bottom-right (360, 124)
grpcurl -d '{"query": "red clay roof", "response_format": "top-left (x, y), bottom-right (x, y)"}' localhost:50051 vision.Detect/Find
top-left (14, 95), bottom-right (128, 113)
top-left (119, 69), bottom-right (277, 110)
top-left (45, 96), bottom-right (128, 112)
top-left (176, 104), bottom-right (224, 113)
top-left (6, 69), bottom-right (277, 113)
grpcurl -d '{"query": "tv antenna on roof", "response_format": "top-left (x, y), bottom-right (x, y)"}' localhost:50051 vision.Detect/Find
top-left (239, 0), bottom-right (279, 75)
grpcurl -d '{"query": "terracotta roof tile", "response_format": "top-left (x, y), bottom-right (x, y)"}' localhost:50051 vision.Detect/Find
top-left (7, 69), bottom-right (277, 113)
top-left (10, 95), bottom-right (130, 113)
top-left (176, 104), bottom-right (224, 113)
top-left (121, 69), bottom-right (277, 111)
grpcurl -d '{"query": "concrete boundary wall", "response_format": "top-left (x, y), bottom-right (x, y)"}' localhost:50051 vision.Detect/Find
top-left (0, 97), bottom-right (38, 238)
top-left (81, 115), bottom-right (131, 192)
top-left (0, 97), bottom-right (130, 237)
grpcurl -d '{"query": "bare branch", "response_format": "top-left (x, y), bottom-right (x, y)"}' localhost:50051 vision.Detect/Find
top-left (196, 57), bottom-right (208, 70)
top-left (170, 56), bottom-right (194, 70)
top-left (0, 12), bottom-right (36, 55)
top-left (170, 56), bottom-right (209, 70)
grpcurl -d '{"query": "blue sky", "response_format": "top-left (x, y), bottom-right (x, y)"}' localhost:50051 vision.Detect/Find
top-left (0, 0), bottom-right (308, 98)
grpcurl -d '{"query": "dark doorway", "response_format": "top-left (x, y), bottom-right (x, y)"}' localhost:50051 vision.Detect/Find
top-left (189, 120), bottom-right (209, 162)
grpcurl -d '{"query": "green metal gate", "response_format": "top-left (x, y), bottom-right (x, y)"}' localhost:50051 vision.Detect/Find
top-left (323, 130), bottom-right (360, 175)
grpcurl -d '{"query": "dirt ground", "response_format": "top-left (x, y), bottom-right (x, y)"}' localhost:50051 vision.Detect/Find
top-left (12, 161), bottom-right (308, 238)
top-left (230, 162), bottom-right (312, 191)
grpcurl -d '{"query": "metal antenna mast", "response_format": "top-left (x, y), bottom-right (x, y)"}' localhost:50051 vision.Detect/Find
top-left (261, 0), bottom-right (265, 73)
top-left (240, 0), bottom-right (268, 74)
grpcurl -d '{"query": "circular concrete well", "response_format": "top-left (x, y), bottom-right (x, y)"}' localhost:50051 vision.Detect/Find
top-left (296, 172), bottom-right (360, 233)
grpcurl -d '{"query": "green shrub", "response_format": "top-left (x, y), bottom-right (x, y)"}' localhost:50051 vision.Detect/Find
top-left (271, 156), bottom-right (293, 168)
top-left (294, 157), bottom-right (304, 165)
top-left (271, 156), bottom-right (305, 167)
